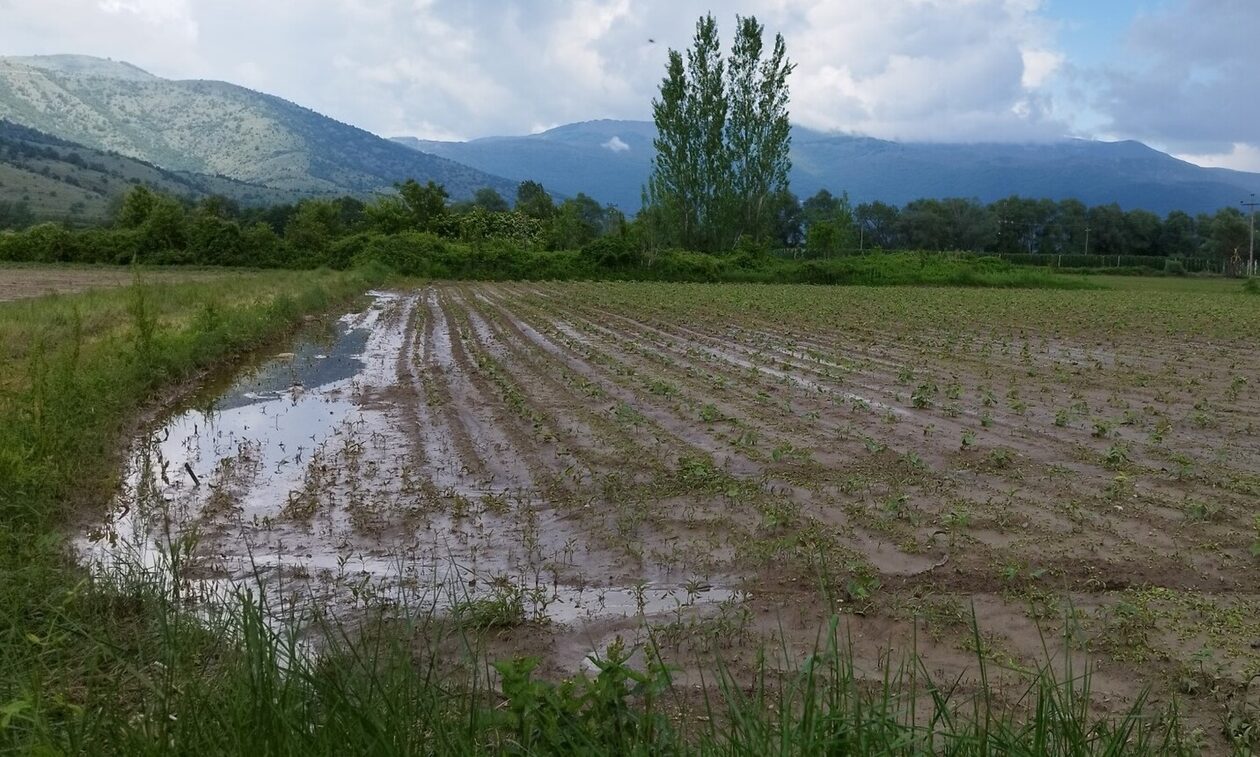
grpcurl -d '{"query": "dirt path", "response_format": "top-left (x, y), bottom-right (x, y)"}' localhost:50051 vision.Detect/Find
top-left (0, 265), bottom-right (219, 301)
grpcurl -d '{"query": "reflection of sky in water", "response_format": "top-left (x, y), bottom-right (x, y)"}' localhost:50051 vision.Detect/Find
top-left (91, 314), bottom-right (378, 572)
top-left (146, 320), bottom-right (371, 506)
top-left (213, 325), bottom-right (369, 411)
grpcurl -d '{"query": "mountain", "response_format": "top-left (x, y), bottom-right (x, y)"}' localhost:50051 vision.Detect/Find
top-left (0, 55), bottom-right (516, 200)
top-left (0, 119), bottom-right (304, 224)
top-left (397, 119), bottom-right (1260, 216)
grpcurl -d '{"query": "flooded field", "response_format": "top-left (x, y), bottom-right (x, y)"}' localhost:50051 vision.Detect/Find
top-left (84, 281), bottom-right (1260, 721)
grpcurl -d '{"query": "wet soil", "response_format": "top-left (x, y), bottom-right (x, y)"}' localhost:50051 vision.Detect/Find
top-left (83, 283), bottom-right (1260, 736)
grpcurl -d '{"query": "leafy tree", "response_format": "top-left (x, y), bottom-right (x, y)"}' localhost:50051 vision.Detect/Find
top-left (802, 189), bottom-right (856, 253)
top-left (197, 195), bottom-right (240, 220)
top-left (364, 196), bottom-right (410, 235)
top-left (856, 201), bottom-right (900, 249)
top-left (515, 181), bottom-right (556, 220)
top-left (1202, 207), bottom-right (1249, 261)
top-left (802, 189), bottom-right (839, 226)
top-left (991, 196), bottom-right (1044, 253)
top-left (1086, 204), bottom-right (1128, 255)
top-left (767, 190), bottom-right (803, 248)
top-left (898, 200), bottom-right (948, 250)
top-left (284, 199), bottom-right (341, 256)
top-left (396, 179), bottom-right (449, 233)
top-left (331, 196), bottom-right (367, 231)
top-left (1158, 210), bottom-right (1199, 256)
top-left (1123, 209), bottom-right (1161, 255)
top-left (458, 208), bottom-right (543, 246)
top-left (141, 196), bottom-right (186, 251)
top-left (473, 188), bottom-right (510, 213)
top-left (685, 14), bottom-right (729, 250)
top-left (187, 213), bottom-right (244, 265)
top-left (117, 186), bottom-right (157, 229)
top-left (242, 222), bottom-right (283, 266)
top-left (549, 194), bottom-right (605, 250)
top-left (1048, 198), bottom-right (1088, 254)
top-left (937, 198), bottom-right (992, 251)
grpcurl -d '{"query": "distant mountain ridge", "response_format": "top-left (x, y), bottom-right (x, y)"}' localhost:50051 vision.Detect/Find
top-left (397, 119), bottom-right (1260, 216)
top-left (0, 55), bottom-right (516, 200)
top-left (0, 119), bottom-right (304, 224)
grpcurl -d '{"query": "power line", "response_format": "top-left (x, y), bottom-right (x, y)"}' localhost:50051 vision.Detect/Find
top-left (1243, 194), bottom-right (1257, 277)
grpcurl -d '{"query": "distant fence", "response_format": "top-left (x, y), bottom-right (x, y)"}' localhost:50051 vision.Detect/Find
top-left (769, 248), bottom-right (1228, 273)
top-left (995, 253), bottom-right (1223, 272)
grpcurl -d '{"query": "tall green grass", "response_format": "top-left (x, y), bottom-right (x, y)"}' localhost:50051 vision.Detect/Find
top-left (8, 564), bottom-right (1194, 755)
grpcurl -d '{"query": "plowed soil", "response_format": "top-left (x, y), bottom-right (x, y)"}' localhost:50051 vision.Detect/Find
top-left (89, 281), bottom-right (1260, 733)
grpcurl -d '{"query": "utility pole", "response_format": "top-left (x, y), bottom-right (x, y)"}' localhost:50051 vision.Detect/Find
top-left (1243, 194), bottom-right (1258, 277)
top-left (1084, 226), bottom-right (1090, 256)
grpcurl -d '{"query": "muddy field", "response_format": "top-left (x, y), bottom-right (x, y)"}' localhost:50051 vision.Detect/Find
top-left (86, 281), bottom-right (1260, 731)
top-left (0, 265), bottom-right (218, 302)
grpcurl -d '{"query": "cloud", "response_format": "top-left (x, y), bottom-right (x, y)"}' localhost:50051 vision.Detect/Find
top-left (0, 0), bottom-right (1252, 163)
top-left (777, 0), bottom-right (1068, 141)
top-left (0, 0), bottom-right (1077, 144)
top-left (1174, 143), bottom-right (1260, 174)
top-left (1097, 0), bottom-right (1260, 156)
top-left (602, 135), bottom-right (630, 153)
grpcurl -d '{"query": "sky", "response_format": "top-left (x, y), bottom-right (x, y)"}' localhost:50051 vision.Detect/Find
top-left (2, 0), bottom-right (1258, 170)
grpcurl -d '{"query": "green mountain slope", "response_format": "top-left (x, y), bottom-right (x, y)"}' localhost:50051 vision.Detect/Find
top-left (0, 55), bottom-right (515, 199)
top-left (0, 119), bottom-right (303, 225)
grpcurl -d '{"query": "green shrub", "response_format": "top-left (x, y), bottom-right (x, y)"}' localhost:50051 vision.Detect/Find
top-left (581, 235), bottom-right (643, 268)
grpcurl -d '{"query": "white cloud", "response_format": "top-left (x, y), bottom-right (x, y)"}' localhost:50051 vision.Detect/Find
top-left (1174, 143), bottom-right (1260, 173)
top-left (1020, 48), bottom-right (1063, 88)
top-left (602, 136), bottom-right (630, 152)
top-left (2, 0), bottom-right (1249, 158)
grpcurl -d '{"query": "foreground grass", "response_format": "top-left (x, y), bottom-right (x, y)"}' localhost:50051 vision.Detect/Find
top-left (0, 268), bottom-right (1200, 754)
top-left (0, 266), bottom-right (383, 750)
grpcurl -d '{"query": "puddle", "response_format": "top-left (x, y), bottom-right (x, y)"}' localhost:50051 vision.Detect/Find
top-left (81, 289), bottom-right (740, 643)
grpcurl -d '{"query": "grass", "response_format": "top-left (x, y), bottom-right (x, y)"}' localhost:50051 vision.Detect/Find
top-left (5, 568), bottom-right (1200, 754)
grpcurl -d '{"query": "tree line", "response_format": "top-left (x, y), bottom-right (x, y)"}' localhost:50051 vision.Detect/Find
top-left (786, 191), bottom-right (1253, 260)
top-left (2, 176), bottom-right (1251, 268)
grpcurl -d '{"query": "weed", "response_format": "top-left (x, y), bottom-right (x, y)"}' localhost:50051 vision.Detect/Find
top-left (1103, 442), bottom-right (1131, 470)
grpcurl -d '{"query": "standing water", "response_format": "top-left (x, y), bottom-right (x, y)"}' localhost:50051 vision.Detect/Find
top-left (82, 290), bottom-right (738, 640)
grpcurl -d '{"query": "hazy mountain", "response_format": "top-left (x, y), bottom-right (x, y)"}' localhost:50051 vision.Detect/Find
top-left (0, 55), bottom-right (516, 200)
top-left (0, 119), bottom-right (305, 224)
top-left (397, 119), bottom-right (1260, 216)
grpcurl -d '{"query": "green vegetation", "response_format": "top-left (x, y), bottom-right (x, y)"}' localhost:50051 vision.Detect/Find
top-left (1, 182), bottom-right (1098, 289)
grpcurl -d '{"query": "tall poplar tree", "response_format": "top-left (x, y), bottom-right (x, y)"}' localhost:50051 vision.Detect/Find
top-left (726, 16), bottom-right (794, 246)
top-left (645, 14), bottom-right (793, 252)
top-left (646, 49), bottom-right (694, 248)
top-left (685, 14), bottom-right (728, 251)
